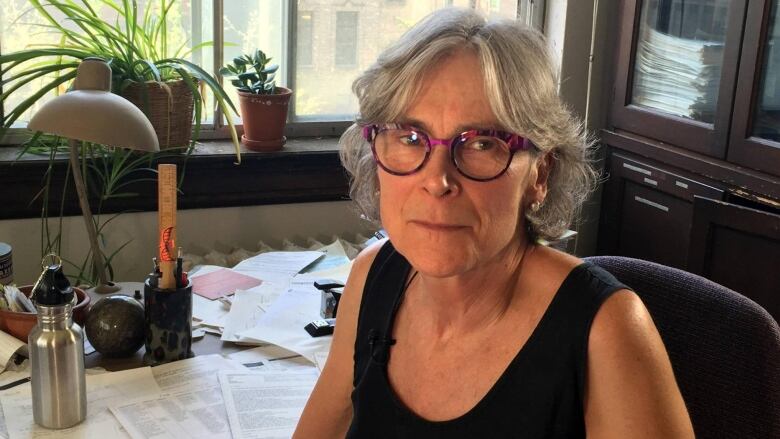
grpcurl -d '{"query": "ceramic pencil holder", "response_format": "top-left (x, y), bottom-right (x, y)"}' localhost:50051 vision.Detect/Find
top-left (143, 277), bottom-right (194, 366)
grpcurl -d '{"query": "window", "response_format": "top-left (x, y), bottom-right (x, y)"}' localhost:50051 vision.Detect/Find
top-left (297, 11), bottom-right (314, 67)
top-left (0, 0), bottom-right (519, 141)
top-left (517, 0), bottom-right (545, 31)
top-left (335, 11), bottom-right (359, 68)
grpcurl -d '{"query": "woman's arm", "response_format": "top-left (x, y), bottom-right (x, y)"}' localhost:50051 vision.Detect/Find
top-left (584, 290), bottom-right (695, 439)
top-left (292, 241), bottom-right (384, 439)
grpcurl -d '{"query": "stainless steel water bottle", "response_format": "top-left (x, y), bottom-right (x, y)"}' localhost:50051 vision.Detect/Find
top-left (28, 256), bottom-right (86, 429)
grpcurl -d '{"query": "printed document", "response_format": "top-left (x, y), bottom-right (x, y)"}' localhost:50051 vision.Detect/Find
top-left (0, 367), bottom-right (160, 439)
top-left (110, 354), bottom-right (247, 439)
top-left (227, 345), bottom-right (313, 371)
top-left (232, 251), bottom-right (324, 283)
top-left (218, 369), bottom-right (319, 439)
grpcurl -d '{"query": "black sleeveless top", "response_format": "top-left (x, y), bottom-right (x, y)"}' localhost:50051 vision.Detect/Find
top-left (346, 241), bottom-right (629, 439)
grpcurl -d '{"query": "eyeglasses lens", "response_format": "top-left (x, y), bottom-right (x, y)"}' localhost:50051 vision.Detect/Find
top-left (453, 135), bottom-right (511, 180)
top-left (374, 128), bottom-right (427, 174)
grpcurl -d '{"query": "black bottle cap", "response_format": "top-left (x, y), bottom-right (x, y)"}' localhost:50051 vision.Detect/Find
top-left (32, 264), bottom-right (74, 306)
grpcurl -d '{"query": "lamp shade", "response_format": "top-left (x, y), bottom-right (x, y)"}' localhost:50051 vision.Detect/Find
top-left (27, 59), bottom-right (159, 152)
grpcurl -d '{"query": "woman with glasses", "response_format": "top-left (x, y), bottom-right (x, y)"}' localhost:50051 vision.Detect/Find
top-left (295, 8), bottom-right (694, 439)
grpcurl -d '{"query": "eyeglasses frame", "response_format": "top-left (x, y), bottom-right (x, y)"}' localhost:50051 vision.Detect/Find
top-left (361, 123), bottom-right (535, 182)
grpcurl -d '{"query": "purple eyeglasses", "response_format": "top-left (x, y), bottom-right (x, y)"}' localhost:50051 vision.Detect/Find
top-left (361, 123), bottom-right (535, 181)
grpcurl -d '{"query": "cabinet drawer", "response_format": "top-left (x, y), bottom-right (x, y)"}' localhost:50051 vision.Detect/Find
top-left (611, 153), bottom-right (724, 202)
top-left (619, 182), bottom-right (693, 269)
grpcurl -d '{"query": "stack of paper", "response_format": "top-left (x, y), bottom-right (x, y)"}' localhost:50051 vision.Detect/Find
top-left (0, 367), bottom-right (162, 439)
top-left (633, 26), bottom-right (723, 121)
top-left (191, 239), bottom-right (355, 362)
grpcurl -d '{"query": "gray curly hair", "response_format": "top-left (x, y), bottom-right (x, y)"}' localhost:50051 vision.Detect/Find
top-left (339, 7), bottom-right (597, 241)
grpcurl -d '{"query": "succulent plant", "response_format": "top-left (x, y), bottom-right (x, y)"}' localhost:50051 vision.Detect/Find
top-left (219, 49), bottom-right (280, 95)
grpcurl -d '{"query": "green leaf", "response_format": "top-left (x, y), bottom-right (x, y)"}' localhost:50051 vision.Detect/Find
top-left (262, 64), bottom-right (279, 74)
top-left (238, 72), bottom-right (257, 81)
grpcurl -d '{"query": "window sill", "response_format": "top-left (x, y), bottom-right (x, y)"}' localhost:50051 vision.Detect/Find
top-left (0, 137), bottom-right (350, 220)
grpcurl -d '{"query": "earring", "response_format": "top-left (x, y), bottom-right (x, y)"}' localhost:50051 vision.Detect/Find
top-left (530, 201), bottom-right (541, 212)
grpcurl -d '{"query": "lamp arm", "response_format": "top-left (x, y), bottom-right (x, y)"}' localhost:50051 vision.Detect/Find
top-left (68, 139), bottom-right (109, 287)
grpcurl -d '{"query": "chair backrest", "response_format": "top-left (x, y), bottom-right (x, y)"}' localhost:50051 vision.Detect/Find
top-left (585, 256), bottom-right (780, 439)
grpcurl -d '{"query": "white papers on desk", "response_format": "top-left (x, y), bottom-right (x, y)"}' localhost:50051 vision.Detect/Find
top-left (0, 359), bottom-right (31, 439)
top-left (0, 367), bottom-right (160, 439)
top-left (109, 355), bottom-right (247, 439)
top-left (232, 251), bottom-right (324, 284)
top-left (299, 240), bottom-right (351, 274)
top-left (220, 283), bottom-right (285, 343)
top-left (227, 345), bottom-right (312, 372)
top-left (192, 293), bottom-right (231, 332)
top-left (0, 331), bottom-right (25, 374)
top-left (190, 266), bottom-right (231, 333)
top-left (218, 369), bottom-right (319, 439)
top-left (233, 278), bottom-right (333, 363)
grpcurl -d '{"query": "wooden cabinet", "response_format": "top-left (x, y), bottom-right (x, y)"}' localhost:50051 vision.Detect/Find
top-left (600, 153), bottom-right (723, 270)
top-left (688, 197), bottom-right (780, 320)
top-left (610, 0), bottom-right (746, 158)
top-left (600, 0), bottom-right (780, 319)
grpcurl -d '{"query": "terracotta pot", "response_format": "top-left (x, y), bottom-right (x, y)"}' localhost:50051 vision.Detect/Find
top-left (238, 87), bottom-right (292, 152)
top-left (0, 286), bottom-right (91, 342)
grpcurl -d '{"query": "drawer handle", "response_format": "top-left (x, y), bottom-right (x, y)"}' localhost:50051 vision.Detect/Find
top-left (623, 163), bottom-right (652, 176)
top-left (643, 177), bottom-right (658, 186)
top-left (634, 196), bottom-right (669, 212)
top-left (675, 181), bottom-right (689, 189)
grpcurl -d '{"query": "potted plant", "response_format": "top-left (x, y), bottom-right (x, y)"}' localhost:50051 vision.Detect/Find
top-left (0, 0), bottom-right (241, 161)
top-left (220, 50), bottom-right (292, 151)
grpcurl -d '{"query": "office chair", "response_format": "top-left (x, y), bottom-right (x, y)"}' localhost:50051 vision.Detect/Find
top-left (584, 256), bottom-right (780, 439)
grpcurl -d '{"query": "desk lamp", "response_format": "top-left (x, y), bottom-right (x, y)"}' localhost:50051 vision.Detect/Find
top-left (28, 58), bottom-right (159, 294)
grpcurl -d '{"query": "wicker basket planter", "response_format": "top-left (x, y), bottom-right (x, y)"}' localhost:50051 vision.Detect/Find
top-left (120, 80), bottom-right (196, 150)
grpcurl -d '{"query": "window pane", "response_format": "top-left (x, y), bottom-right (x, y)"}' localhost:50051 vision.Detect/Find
top-left (335, 11), bottom-right (359, 67)
top-left (222, 0), bottom-right (286, 124)
top-left (1, 1), bottom-right (78, 127)
top-left (298, 11), bottom-right (314, 67)
top-left (753, 0), bottom-right (780, 141)
top-left (294, 0), bottom-right (518, 121)
top-left (631, 0), bottom-right (730, 123)
top-left (0, 1), bottom-right (203, 126)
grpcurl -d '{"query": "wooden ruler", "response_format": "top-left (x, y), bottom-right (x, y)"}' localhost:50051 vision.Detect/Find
top-left (158, 164), bottom-right (177, 290)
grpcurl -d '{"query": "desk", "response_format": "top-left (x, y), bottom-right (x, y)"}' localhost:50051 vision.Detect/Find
top-left (84, 333), bottom-right (248, 371)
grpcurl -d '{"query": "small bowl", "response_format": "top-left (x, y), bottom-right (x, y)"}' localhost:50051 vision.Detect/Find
top-left (0, 286), bottom-right (91, 342)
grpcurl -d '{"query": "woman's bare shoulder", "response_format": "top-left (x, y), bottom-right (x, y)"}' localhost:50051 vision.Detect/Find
top-left (344, 238), bottom-right (387, 293)
top-left (523, 244), bottom-right (584, 289)
top-left (584, 289), bottom-right (695, 437)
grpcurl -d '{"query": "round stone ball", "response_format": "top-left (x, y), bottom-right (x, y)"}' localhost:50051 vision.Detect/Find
top-left (85, 295), bottom-right (145, 357)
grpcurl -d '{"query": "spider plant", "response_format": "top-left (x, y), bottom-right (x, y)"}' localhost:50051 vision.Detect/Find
top-left (0, 0), bottom-right (241, 162)
top-left (26, 132), bottom-right (186, 286)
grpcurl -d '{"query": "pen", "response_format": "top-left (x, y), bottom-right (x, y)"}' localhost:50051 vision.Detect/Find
top-left (175, 248), bottom-right (183, 288)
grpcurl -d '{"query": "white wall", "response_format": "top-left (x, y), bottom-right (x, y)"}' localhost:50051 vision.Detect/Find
top-left (0, 201), bottom-right (372, 286)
